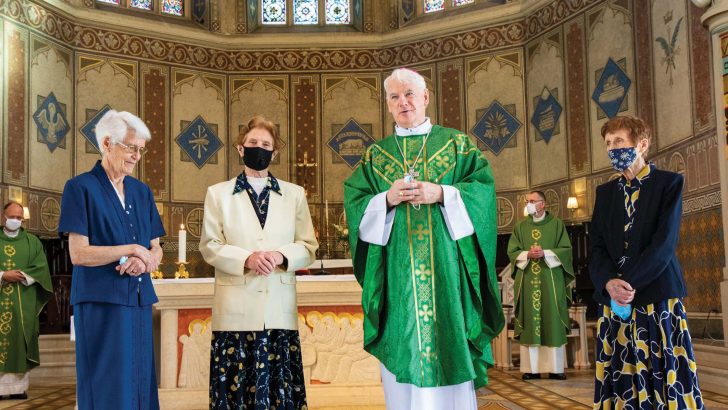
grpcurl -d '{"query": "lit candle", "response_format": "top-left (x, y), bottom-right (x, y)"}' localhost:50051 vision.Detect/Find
top-left (178, 224), bottom-right (187, 263)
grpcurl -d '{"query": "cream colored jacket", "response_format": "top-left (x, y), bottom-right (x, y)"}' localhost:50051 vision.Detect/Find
top-left (200, 176), bottom-right (318, 331)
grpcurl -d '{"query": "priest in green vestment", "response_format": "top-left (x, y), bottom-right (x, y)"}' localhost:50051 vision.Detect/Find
top-left (0, 201), bottom-right (53, 399)
top-left (344, 68), bottom-right (503, 410)
top-left (507, 191), bottom-right (573, 381)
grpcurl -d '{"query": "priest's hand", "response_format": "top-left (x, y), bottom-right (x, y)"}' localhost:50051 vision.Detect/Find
top-left (386, 179), bottom-right (417, 207)
top-left (606, 278), bottom-right (635, 305)
top-left (2, 269), bottom-right (25, 283)
top-left (528, 245), bottom-right (544, 259)
top-left (116, 256), bottom-right (146, 276)
top-left (410, 182), bottom-right (444, 206)
top-left (246, 251), bottom-right (278, 276)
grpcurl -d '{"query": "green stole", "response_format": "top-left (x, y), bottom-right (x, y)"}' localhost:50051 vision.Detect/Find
top-left (507, 213), bottom-right (574, 347)
top-left (0, 228), bottom-right (53, 373)
top-left (344, 125), bottom-right (504, 388)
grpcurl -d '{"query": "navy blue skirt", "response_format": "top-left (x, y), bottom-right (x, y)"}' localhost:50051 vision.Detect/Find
top-left (74, 302), bottom-right (159, 410)
top-left (210, 330), bottom-right (307, 410)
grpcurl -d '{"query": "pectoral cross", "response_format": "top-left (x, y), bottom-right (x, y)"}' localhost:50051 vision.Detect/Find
top-left (404, 167), bottom-right (420, 183)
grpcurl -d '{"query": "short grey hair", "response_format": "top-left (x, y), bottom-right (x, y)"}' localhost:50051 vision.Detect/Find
top-left (384, 68), bottom-right (427, 94)
top-left (95, 110), bottom-right (151, 150)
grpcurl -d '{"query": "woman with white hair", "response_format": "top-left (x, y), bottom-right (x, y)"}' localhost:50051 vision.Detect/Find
top-left (59, 110), bottom-right (164, 409)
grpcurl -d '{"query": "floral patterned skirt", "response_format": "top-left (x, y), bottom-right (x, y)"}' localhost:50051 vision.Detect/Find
top-left (210, 329), bottom-right (307, 410)
top-left (593, 298), bottom-right (703, 410)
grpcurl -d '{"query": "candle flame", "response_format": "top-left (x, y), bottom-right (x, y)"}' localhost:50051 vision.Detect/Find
top-left (180, 224), bottom-right (185, 230)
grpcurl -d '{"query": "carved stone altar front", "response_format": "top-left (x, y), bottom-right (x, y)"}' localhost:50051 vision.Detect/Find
top-left (152, 265), bottom-right (384, 409)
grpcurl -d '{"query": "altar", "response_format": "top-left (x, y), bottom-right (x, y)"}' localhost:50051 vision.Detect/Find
top-left (152, 260), bottom-right (383, 410)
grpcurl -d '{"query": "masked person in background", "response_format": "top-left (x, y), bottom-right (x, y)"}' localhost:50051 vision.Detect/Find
top-left (507, 191), bottom-right (573, 381)
top-left (0, 201), bottom-right (52, 400)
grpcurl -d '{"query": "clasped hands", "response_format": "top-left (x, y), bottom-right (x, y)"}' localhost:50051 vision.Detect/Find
top-left (246, 251), bottom-right (285, 276)
top-left (527, 244), bottom-right (544, 259)
top-left (606, 278), bottom-right (635, 306)
top-left (116, 244), bottom-right (162, 277)
top-left (386, 178), bottom-right (443, 208)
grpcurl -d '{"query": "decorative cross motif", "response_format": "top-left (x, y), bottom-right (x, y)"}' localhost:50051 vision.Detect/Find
top-left (0, 300), bottom-right (12, 309)
top-left (0, 339), bottom-right (9, 350)
top-left (1, 260), bottom-right (14, 270)
top-left (295, 151), bottom-right (317, 196)
top-left (412, 224), bottom-right (428, 241)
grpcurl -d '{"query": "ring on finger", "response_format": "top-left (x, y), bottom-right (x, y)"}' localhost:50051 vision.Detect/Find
top-left (399, 191), bottom-right (403, 197)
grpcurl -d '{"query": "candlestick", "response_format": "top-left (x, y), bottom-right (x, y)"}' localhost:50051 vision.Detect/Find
top-left (178, 224), bottom-right (187, 263)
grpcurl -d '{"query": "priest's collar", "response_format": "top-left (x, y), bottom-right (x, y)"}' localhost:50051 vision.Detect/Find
top-left (395, 118), bottom-right (432, 136)
top-left (532, 212), bottom-right (546, 223)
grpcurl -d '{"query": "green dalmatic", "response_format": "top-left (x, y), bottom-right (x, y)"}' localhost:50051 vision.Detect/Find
top-left (344, 126), bottom-right (504, 388)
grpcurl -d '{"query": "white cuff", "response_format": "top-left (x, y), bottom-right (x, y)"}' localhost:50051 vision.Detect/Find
top-left (516, 251), bottom-right (529, 270)
top-left (358, 192), bottom-right (396, 246)
top-left (543, 250), bottom-right (562, 268)
top-left (439, 186), bottom-right (475, 241)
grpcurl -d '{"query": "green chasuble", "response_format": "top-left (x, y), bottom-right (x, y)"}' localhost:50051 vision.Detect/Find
top-left (507, 213), bottom-right (574, 347)
top-left (344, 125), bottom-right (504, 388)
top-left (0, 228), bottom-right (53, 373)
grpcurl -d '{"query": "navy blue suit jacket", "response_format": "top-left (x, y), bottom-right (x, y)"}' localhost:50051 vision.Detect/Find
top-left (59, 161), bottom-right (165, 306)
top-left (589, 168), bottom-right (687, 307)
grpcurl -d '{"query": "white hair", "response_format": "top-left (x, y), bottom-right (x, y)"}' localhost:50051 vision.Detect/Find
top-left (95, 109), bottom-right (151, 150)
top-left (384, 68), bottom-right (427, 94)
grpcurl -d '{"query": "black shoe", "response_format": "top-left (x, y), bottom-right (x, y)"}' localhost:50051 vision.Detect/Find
top-left (548, 373), bottom-right (567, 380)
top-left (8, 392), bottom-right (27, 399)
top-left (521, 373), bottom-right (541, 380)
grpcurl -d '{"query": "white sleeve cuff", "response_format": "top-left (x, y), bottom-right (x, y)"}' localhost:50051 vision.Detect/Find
top-left (358, 192), bottom-right (396, 246)
top-left (543, 250), bottom-right (562, 268)
top-left (516, 251), bottom-right (529, 270)
top-left (20, 271), bottom-right (36, 286)
top-left (439, 185), bottom-right (475, 241)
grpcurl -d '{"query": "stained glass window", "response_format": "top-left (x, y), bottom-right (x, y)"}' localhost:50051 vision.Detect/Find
top-left (424, 0), bottom-right (444, 13)
top-left (162, 0), bottom-right (183, 16)
top-left (294, 0), bottom-right (318, 25)
top-left (97, 0), bottom-right (120, 4)
top-left (453, 0), bottom-right (473, 5)
top-left (130, 0), bottom-right (153, 10)
top-left (325, 0), bottom-right (349, 24)
top-left (262, 0), bottom-right (286, 24)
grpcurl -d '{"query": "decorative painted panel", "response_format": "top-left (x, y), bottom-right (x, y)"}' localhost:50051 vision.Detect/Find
top-left (651, 0), bottom-right (692, 149)
top-left (688, 2), bottom-right (713, 132)
top-left (141, 64), bottom-right (169, 200)
top-left (4, 23), bottom-right (28, 185)
top-left (171, 70), bottom-right (227, 202)
top-left (437, 60), bottom-right (464, 131)
top-left (566, 19), bottom-right (589, 175)
top-left (466, 52), bottom-right (526, 190)
top-left (633, 0), bottom-right (655, 139)
top-left (293, 76), bottom-right (320, 201)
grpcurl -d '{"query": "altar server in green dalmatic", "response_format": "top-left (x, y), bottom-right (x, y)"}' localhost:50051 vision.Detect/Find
top-left (344, 68), bottom-right (504, 410)
top-left (0, 201), bottom-right (53, 400)
top-left (507, 191), bottom-right (573, 381)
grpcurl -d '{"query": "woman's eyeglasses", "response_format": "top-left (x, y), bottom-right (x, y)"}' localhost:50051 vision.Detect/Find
top-left (116, 141), bottom-right (147, 155)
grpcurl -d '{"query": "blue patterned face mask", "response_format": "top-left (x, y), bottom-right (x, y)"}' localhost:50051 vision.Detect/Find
top-left (608, 147), bottom-right (637, 172)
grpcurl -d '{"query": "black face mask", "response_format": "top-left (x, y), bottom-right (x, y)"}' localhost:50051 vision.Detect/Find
top-left (242, 146), bottom-right (274, 171)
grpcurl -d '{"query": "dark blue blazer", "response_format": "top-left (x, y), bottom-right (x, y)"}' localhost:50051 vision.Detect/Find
top-left (589, 168), bottom-right (687, 307)
top-left (59, 161), bottom-right (165, 306)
